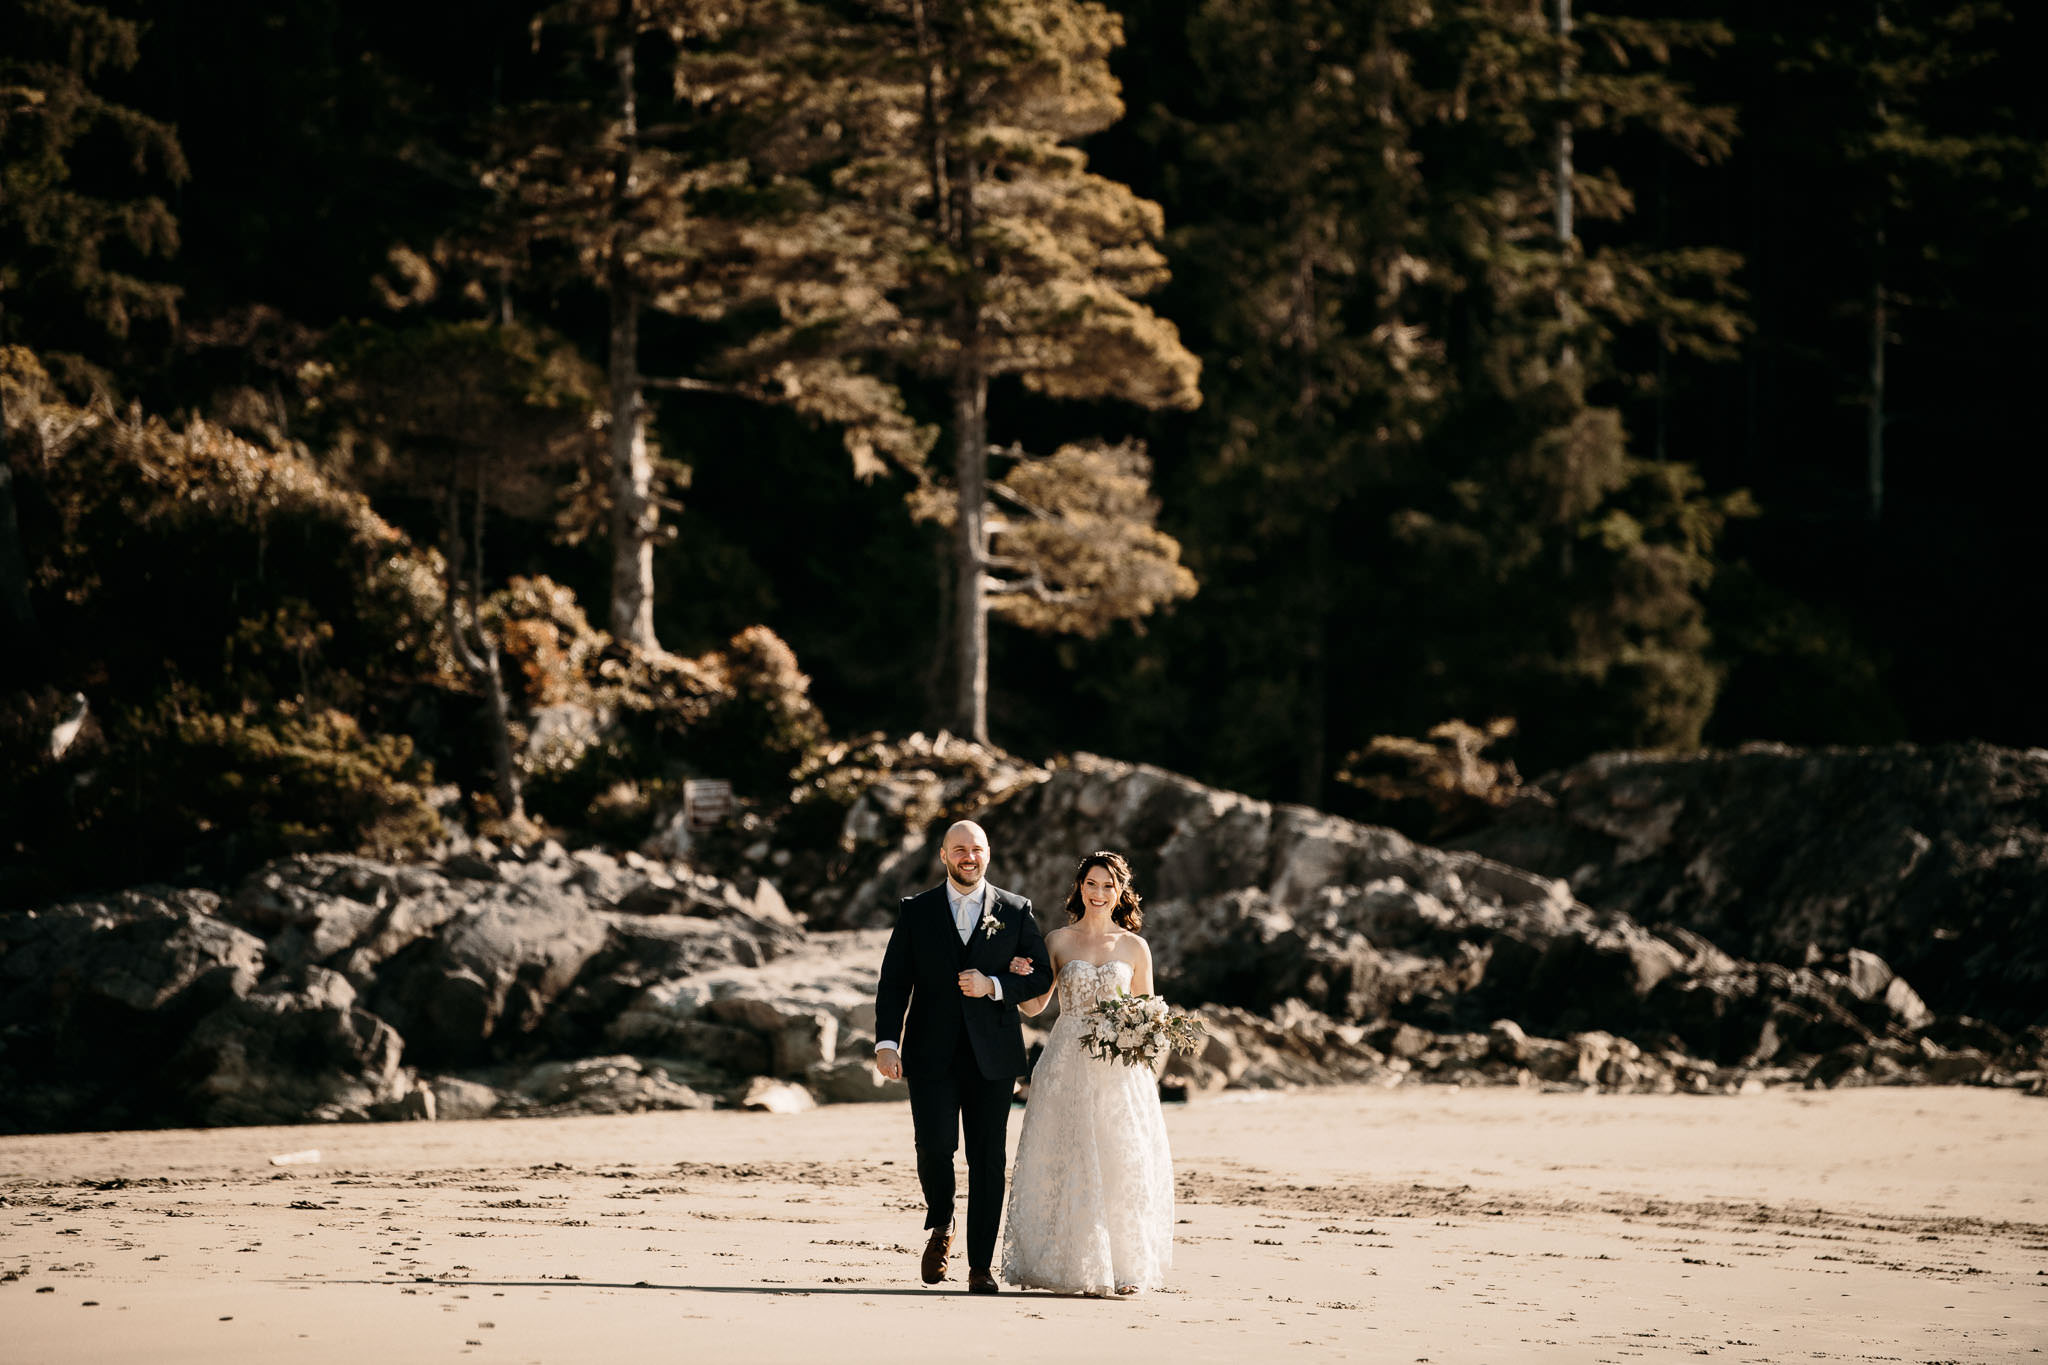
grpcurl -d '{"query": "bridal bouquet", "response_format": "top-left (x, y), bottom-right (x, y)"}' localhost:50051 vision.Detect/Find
top-left (1082, 992), bottom-right (1206, 1068)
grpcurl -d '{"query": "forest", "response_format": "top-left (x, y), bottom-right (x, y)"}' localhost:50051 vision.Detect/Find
top-left (3, 0), bottom-right (2042, 905)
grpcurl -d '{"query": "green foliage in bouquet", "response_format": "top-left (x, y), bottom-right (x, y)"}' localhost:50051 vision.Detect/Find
top-left (1082, 992), bottom-right (1207, 1069)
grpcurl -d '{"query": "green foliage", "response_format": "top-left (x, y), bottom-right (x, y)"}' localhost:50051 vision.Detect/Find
top-left (0, 0), bottom-right (186, 374)
top-left (6, 348), bottom-right (445, 708)
top-left (458, 568), bottom-right (827, 827)
top-left (316, 318), bottom-right (609, 524)
top-left (483, 574), bottom-right (610, 711)
top-left (698, 625), bottom-right (829, 780)
top-left (1120, 0), bottom-right (1753, 789)
top-left (5, 0), bottom-right (2042, 874)
top-left (676, 0), bottom-right (1203, 709)
top-left (0, 347), bottom-right (449, 896)
top-left (1338, 717), bottom-right (1526, 842)
top-left (140, 696), bottom-right (441, 862)
top-left (1702, 565), bottom-right (1906, 747)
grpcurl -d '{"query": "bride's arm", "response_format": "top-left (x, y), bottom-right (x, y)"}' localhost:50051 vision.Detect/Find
top-left (1128, 936), bottom-right (1155, 997)
top-left (1013, 929), bottom-right (1062, 1016)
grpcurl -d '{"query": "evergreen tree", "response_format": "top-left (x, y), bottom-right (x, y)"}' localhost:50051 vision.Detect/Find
top-left (0, 0), bottom-right (185, 653)
top-left (318, 318), bottom-right (610, 825)
top-left (1153, 0), bottom-right (1751, 788)
top-left (0, 0), bottom-right (185, 367)
top-left (1387, 0), bottom-right (1752, 766)
top-left (495, 0), bottom-right (753, 653)
top-left (1157, 0), bottom-right (1440, 801)
top-left (736, 0), bottom-right (1203, 742)
top-left (1772, 0), bottom-right (2029, 524)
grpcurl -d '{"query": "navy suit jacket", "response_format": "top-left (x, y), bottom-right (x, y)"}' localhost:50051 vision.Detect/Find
top-left (874, 883), bottom-right (1055, 1080)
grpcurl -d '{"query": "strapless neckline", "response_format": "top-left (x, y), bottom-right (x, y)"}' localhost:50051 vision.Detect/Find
top-left (1058, 958), bottom-right (1132, 978)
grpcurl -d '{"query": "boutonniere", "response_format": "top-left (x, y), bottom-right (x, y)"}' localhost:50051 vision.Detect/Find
top-left (978, 907), bottom-right (1003, 938)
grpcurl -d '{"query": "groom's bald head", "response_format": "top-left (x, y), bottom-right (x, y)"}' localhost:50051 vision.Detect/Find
top-left (940, 821), bottom-right (990, 891)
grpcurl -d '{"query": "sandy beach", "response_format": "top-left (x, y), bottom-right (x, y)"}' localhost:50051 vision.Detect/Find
top-left (3, 1087), bottom-right (2042, 1363)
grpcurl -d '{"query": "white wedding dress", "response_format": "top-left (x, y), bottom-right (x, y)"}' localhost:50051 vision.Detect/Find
top-left (1000, 959), bottom-right (1175, 1295)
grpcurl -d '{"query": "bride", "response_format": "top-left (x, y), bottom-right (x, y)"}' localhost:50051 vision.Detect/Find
top-left (998, 850), bottom-right (1175, 1296)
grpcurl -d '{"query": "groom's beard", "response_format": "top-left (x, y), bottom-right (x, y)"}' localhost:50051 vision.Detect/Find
top-left (948, 870), bottom-right (985, 894)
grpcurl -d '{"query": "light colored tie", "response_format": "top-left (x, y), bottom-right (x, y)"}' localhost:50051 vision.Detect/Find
top-left (955, 892), bottom-right (976, 943)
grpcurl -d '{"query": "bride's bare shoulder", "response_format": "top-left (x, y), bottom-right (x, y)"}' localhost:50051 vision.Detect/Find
top-left (1114, 932), bottom-right (1151, 962)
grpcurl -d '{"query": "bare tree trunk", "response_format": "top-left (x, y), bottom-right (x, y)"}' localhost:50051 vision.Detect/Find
top-left (1553, 0), bottom-right (1577, 579)
top-left (0, 450), bottom-right (38, 662)
top-left (951, 352), bottom-right (989, 745)
top-left (1867, 271), bottom-right (1886, 525)
top-left (1867, 0), bottom-right (1889, 526)
top-left (443, 466), bottom-right (525, 824)
top-left (607, 6), bottom-right (660, 651)
top-left (924, 531), bottom-right (953, 722)
top-left (1553, 0), bottom-right (1574, 253)
top-left (936, 19), bottom-right (990, 745)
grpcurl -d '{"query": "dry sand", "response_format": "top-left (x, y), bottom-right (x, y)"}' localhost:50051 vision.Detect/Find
top-left (3, 1087), bottom-right (2042, 1363)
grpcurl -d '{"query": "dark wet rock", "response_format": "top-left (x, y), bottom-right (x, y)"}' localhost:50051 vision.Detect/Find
top-left (505, 1055), bottom-right (716, 1116)
top-left (6, 743), bottom-right (2040, 1131)
top-left (173, 966), bottom-right (408, 1125)
top-left (0, 850), bottom-right (814, 1130)
top-left (1452, 742), bottom-right (2048, 1031)
top-left (368, 894), bottom-right (609, 1068)
top-left (771, 732), bottom-right (1051, 929)
top-left (0, 890), bottom-right (265, 1132)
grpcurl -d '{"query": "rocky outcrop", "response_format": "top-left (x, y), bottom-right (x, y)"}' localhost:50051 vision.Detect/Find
top-left (3, 743), bottom-right (2040, 1133)
top-left (0, 848), bottom-right (814, 1133)
top-left (173, 966), bottom-right (412, 1126)
top-left (0, 889), bottom-right (266, 1131)
top-left (770, 731), bottom-right (1050, 929)
top-left (973, 756), bottom-right (2043, 1097)
top-left (1450, 742), bottom-right (2048, 1031)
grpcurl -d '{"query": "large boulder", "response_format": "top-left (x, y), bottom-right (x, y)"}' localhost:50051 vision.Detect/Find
top-left (771, 732), bottom-right (1050, 928)
top-left (369, 891), bottom-right (610, 1066)
top-left (605, 928), bottom-right (904, 1098)
top-left (225, 855), bottom-right (475, 982)
top-left (174, 966), bottom-right (410, 1125)
top-left (223, 850), bottom-right (805, 1070)
top-left (0, 889), bottom-right (266, 1131)
top-left (775, 751), bottom-right (2029, 1096)
top-left (505, 1054), bottom-right (716, 1116)
top-left (1451, 742), bottom-right (2048, 1030)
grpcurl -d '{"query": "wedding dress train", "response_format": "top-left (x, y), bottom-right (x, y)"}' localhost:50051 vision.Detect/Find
top-left (1000, 959), bottom-right (1174, 1295)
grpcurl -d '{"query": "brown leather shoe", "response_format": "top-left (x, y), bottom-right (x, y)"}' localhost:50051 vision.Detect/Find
top-left (920, 1225), bottom-right (952, 1284)
top-left (967, 1267), bottom-right (999, 1295)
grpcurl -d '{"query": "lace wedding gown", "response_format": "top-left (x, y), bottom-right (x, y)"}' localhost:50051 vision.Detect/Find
top-left (1001, 959), bottom-right (1175, 1295)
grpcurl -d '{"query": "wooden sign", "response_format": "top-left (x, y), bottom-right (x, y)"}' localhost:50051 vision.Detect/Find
top-left (683, 778), bottom-right (734, 832)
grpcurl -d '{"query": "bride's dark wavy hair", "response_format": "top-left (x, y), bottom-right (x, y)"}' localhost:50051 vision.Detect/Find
top-left (1060, 850), bottom-right (1144, 931)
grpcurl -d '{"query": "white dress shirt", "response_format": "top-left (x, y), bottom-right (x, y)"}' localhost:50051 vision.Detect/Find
top-left (875, 880), bottom-right (1002, 1055)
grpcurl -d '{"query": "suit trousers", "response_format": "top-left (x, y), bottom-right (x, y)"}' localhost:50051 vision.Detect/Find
top-left (907, 1043), bottom-right (1016, 1272)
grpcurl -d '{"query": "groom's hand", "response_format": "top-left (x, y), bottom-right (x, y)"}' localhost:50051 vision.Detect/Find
top-left (957, 969), bottom-right (994, 998)
top-left (874, 1047), bottom-right (903, 1080)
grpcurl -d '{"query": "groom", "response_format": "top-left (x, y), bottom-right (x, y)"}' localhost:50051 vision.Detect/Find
top-left (872, 819), bottom-right (1054, 1294)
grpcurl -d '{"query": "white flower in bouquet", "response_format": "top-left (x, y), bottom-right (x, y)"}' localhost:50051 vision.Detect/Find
top-left (1084, 991), bottom-right (1207, 1068)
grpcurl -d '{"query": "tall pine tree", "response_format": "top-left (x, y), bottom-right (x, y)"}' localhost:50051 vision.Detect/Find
top-left (707, 0), bottom-right (1202, 742)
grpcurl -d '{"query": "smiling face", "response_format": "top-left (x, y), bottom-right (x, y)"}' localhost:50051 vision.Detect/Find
top-left (1062, 850), bottom-right (1142, 931)
top-left (940, 822), bottom-right (990, 892)
top-left (1079, 866), bottom-right (1120, 918)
